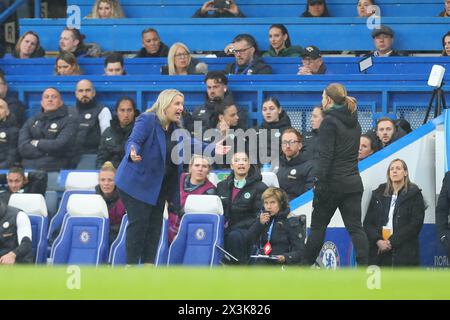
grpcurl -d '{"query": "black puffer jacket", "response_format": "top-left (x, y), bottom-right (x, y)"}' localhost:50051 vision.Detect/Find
top-left (0, 170), bottom-right (48, 204)
top-left (363, 183), bottom-right (425, 266)
top-left (246, 207), bottom-right (306, 265)
top-left (315, 106), bottom-right (362, 193)
top-left (224, 56), bottom-right (272, 75)
top-left (276, 152), bottom-right (314, 201)
top-left (436, 171), bottom-right (450, 252)
top-left (0, 115), bottom-right (19, 169)
top-left (302, 128), bottom-right (319, 161)
top-left (18, 106), bottom-right (77, 171)
top-left (135, 42), bottom-right (169, 58)
top-left (4, 95), bottom-right (26, 127)
top-left (256, 110), bottom-right (291, 161)
top-left (96, 116), bottom-right (134, 168)
top-left (216, 165), bottom-right (268, 230)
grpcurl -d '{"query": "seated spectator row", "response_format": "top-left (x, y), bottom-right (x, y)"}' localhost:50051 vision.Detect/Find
top-left (69, 0), bottom-right (447, 18)
top-left (1, 57), bottom-right (450, 76)
top-left (20, 17), bottom-right (450, 52)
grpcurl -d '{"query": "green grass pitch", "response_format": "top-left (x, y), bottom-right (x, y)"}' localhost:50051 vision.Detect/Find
top-left (0, 266), bottom-right (449, 299)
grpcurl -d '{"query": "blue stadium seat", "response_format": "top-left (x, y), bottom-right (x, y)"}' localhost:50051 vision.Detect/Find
top-left (47, 190), bottom-right (96, 246)
top-left (167, 195), bottom-right (224, 266)
top-left (50, 194), bottom-right (109, 265)
top-left (8, 193), bottom-right (48, 264)
top-left (65, 171), bottom-right (99, 190)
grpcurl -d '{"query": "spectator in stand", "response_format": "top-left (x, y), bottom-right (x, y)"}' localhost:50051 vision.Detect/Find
top-left (301, 0), bottom-right (330, 17)
top-left (59, 27), bottom-right (102, 58)
top-left (161, 43), bottom-right (207, 75)
top-left (54, 51), bottom-right (83, 76)
top-left (0, 99), bottom-right (19, 169)
top-left (364, 159), bottom-right (425, 267)
top-left (302, 106), bottom-right (325, 161)
top-left (358, 133), bottom-right (377, 161)
top-left (72, 79), bottom-right (112, 165)
top-left (193, 0), bottom-right (245, 18)
top-left (357, 0), bottom-right (377, 17)
top-left (192, 71), bottom-right (247, 133)
top-left (96, 161), bottom-right (126, 246)
top-left (104, 52), bottom-right (126, 75)
top-left (298, 46), bottom-right (327, 75)
top-left (276, 128), bottom-right (314, 201)
top-left (12, 31), bottom-right (45, 59)
top-left (0, 74), bottom-right (26, 127)
top-left (262, 24), bottom-right (302, 58)
top-left (0, 198), bottom-right (32, 264)
top-left (86, 0), bottom-right (125, 18)
top-left (438, 0), bottom-right (450, 16)
top-left (442, 31), bottom-right (450, 56)
top-left (217, 152), bottom-right (268, 264)
top-left (0, 167), bottom-right (47, 204)
top-left (368, 25), bottom-right (406, 57)
top-left (257, 97), bottom-right (292, 162)
top-left (135, 28), bottom-right (169, 58)
top-left (224, 34), bottom-right (272, 75)
top-left (436, 171), bottom-right (450, 259)
top-left (246, 187), bottom-right (305, 265)
top-left (169, 155), bottom-right (217, 242)
top-left (18, 88), bottom-right (77, 171)
top-left (96, 96), bottom-right (139, 168)
top-left (370, 117), bottom-right (407, 150)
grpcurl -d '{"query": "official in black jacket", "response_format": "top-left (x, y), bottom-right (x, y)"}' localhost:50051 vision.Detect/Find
top-left (435, 171), bottom-right (450, 258)
top-left (135, 28), bottom-right (169, 58)
top-left (191, 71), bottom-right (248, 134)
top-left (276, 128), bottom-right (314, 201)
top-left (72, 80), bottom-right (112, 158)
top-left (256, 97), bottom-right (291, 164)
top-left (0, 167), bottom-right (47, 204)
top-left (246, 187), bottom-right (305, 265)
top-left (217, 152), bottom-right (268, 264)
top-left (18, 88), bottom-right (77, 171)
top-left (364, 159), bottom-right (425, 267)
top-left (0, 99), bottom-right (19, 169)
top-left (305, 83), bottom-right (369, 266)
top-left (0, 199), bottom-right (32, 264)
top-left (96, 97), bottom-right (139, 168)
top-left (223, 34), bottom-right (272, 75)
top-left (302, 106), bottom-right (324, 161)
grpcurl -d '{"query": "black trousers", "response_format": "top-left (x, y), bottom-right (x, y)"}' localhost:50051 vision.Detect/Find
top-left (119, 189), bottom-right (165, 264)
top-left (225, 228), bottom-right (251, 265)
top-left (305, 191), bottom-right (369, 266)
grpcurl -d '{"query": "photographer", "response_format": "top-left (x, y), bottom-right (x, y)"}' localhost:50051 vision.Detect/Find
top-left (193, 0), bottom-right (245, 18)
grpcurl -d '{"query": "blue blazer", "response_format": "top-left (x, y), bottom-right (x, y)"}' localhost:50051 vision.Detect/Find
top-left (115, 112), bottom-right (211, 205)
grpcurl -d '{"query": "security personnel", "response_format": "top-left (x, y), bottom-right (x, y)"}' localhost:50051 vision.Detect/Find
top-left (0, 199), bottom-right (32, 264)
top-left (18, 87), bottom-right (77, 171)
top-left (0, 98), bottom-right (19, 169)
top-left (72, 79), bottom-right (112, 157)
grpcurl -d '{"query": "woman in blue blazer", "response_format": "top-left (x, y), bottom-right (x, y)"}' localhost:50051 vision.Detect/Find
top-left (116, 89), bottom-right (228, 265)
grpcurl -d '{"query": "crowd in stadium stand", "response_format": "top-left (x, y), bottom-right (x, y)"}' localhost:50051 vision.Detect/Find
top-left (0, 0), bottom-right (449, 266)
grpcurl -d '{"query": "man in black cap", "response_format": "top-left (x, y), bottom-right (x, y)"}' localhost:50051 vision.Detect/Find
top-left (369, 25), bottom-right (406, 57)
top-left (297, 45), bottom-right (327, 75)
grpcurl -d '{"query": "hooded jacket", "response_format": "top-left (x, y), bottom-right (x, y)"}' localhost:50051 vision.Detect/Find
top-left (216, 165), bottom-right (268, 230)
top-left (363, 183), bottom-right (425, 266)
top-left (256, 110), bottom-right (291, 161)
top-left (315, 105), bottom-right (363, 193)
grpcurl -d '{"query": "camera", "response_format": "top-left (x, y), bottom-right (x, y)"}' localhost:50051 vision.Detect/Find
top-left (214, 0), bottom-right (232, 10)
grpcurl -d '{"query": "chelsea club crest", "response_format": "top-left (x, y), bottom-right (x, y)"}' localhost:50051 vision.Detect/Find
top-left (318, 241), bottom-right (340, 270)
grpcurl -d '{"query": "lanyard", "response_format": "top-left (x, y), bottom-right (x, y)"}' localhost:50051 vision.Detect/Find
top-left (266, 219), bottom-right (275, 242)
top-left (234, 62), bottom-right (252, 75)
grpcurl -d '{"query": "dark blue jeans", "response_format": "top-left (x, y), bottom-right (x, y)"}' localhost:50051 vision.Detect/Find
top-left (118, 189), bottom-right (165, 264)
